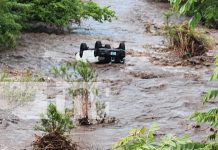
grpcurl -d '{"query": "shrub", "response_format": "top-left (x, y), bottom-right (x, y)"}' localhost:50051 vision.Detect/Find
top-left (33, 103), bottom-right (76, 150)
top-left (35, 103), bottom-right (74, 134)
top-left (164, 22), bottom-right (214, 58)
top-left (19, 0), bottom-right (116, 27)
top-left (0, 0), bottom-right (116, 47)
top-left (0, 0), bottom-right (30, 47)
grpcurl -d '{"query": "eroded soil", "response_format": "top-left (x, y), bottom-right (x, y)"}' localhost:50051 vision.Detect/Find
top-left (0, 0), bottom-right (218, 150)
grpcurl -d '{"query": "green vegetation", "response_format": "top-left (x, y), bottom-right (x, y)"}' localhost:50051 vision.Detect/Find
top-left (33, 103), bottom-right (76, 150)
top-left (35, 103), bottom-right (74, 134)
top-left (0, 0), bottom-right (30, 47)
top-left (190, 54), bottom-right (218, 141)
top-left (19, 0), bottom-right (115, 27)
top-left (50, 61), bottom-right (97, 125)
top-left (50, 61), bottom-right (96, 82)
top-left (170, 0), bottom-right (218, 29)
top-left (0, 0), bottom-right (116, 48)
top-left (72, 61), bottom-right (96, 82)
top-left (112, 53), bottom-right (218, 150)
top-left (112, 124), bottom-right (218, 150)
top-left (164, 22), bottom-right (214, 58)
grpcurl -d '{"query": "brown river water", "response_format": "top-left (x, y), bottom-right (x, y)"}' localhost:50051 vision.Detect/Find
top-left (0, 0), bottom-right (218, 150)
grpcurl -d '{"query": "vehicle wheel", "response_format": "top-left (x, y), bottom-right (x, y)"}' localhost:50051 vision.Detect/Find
top-left (105, 44), bottom-right (111, 49)
top-left (95, 41), bottom-right (102, 49)
top-left (119, 42), bottom-right (125, 50)
top-left (94, 49), bottom-right (98, 57)
top-left (80, 43), bottom-right (88, 58)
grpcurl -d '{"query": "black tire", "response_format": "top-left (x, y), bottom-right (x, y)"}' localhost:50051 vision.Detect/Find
top-left (105, 44), bottom-right (111, 49)
top-left (80, 43), bottom-right (88, 58)
top-left (119, 42), bottom-right (125, 50)
top-left (94, 49), bottom-right (98, 57)
top-left (95, 41), bottom-right (102, 50)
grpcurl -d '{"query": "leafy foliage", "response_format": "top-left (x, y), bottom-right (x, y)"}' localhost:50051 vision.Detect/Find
top-left (112, 54), bottom-right (218, 150)
top-left (0, 0), bottom-right (116, 47)
top-left (112, 124), bottom-right (218, 150)
top-left (19, 0), bottom-right (116, 27)
top-left (0, 0), bottom-right (30, 47)
top-left (72, 61), bottom-right (96, 82)
top-left (170, 0), bottom-right (218, 29)
top-left (190, 54), bottom-right (218, 141)
top-left (35, 103), bottom-right (74, 134)
top-left (50, 61), bottom-right (97, 125)
top-left (50, 61), bottom-right (96, 82)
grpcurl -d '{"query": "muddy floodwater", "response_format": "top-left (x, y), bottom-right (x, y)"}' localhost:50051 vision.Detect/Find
top-left (0, 0), bottom-right (218, 150)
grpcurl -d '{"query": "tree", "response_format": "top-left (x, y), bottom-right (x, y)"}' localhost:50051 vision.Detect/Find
top-left (170, 0), bottom-right (218, 29)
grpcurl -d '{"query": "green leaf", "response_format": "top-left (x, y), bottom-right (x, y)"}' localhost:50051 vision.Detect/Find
top-left (189, 12), bottom-right (201, 29)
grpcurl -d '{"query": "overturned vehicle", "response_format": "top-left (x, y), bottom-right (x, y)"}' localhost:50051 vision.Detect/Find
top-left (79, 41), bottom-right (126, 63)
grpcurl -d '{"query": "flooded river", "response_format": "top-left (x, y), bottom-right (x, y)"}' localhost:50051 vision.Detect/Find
top-left (0, 0), bottom-right (218, 149)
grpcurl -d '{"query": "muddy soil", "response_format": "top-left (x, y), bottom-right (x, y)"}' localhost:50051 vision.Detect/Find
top-left (0, 0), bottom-right (218, 150)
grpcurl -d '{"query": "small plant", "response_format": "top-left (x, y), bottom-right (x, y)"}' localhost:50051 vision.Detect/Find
top-left (33, 103), bottom-right (76, 150)
top-left (50, 63), bottom-right (73, 81)
top-left (50, 61), bottom-right (106, 125)
top-left (50, 61), bottom-right (96, 82)
top-left (164, 22), bottom-right (214, 58)
top-left (72, 61), bottom-right (96, 82)
top-left (35, 103), bottom-right (74, 134)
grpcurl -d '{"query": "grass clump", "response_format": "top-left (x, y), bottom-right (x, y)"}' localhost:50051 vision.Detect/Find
top-left (164, 22), bottom-right (214, 58)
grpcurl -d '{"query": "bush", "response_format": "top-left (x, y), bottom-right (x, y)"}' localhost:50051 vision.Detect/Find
top-left (35, 103), bottom-right (74, 134)
top-left (19, 0), bottom-right (115, 27)
top-left (33, 103), bottom-right (75, 149)
top-left (164, 22), bottom-right (214, 58)
top-left (0, 0), bottom-right (116, 47)
top-left (0, 0), bottom-right (30, 47)
top-left (170, 0), bottom-right (218, 29)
